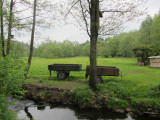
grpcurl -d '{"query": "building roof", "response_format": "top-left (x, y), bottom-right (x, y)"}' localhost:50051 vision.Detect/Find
top-left (148, 56), bottom-right (160, 59)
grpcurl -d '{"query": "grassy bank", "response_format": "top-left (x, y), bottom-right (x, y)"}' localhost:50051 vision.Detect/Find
top-left (24, 57), bottom-right (160, 111)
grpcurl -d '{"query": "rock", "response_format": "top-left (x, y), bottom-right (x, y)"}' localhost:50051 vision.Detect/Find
top-left (143, 111), bottom-right (158, 115)
top-left (126, 108), bottom-right (133, 112)
top-left (129, 112), bottom-right (137, 118)
top-left (115, 109), bottom-right (125, 113)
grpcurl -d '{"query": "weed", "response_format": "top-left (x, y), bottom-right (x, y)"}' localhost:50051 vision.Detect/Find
top-left (105, 97), bottom-right (128, 109)
top-left (40, 91), bottom-right (46, 98)
top-left (97, 81), bottom-right (129, 99)
top-left (73, 86), bottom-right (94, 104)
top-left (150, 84), bottom-right (160, 98)
top-left (131, 97), bottom-right (160, 110)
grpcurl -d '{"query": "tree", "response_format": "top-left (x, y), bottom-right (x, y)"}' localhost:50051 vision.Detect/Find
top-left (25, 0), bottom-right (37, 80)
top-left (64, 0), bottom-right (147, 90)
top-left (151, 11), bottom-right (160, 44)
top-left (139, 15), bottom-right (153, 44)
top-left (0, 0), bottom-right (32, 56)
top-left (6, 0), bottom-right (13, 55)
top-left (133, 44), bottom-right (151, 65)
top-left (0, 0), bottom-right (5, 57)
top-left (88, 0), bottom-right (99, 91)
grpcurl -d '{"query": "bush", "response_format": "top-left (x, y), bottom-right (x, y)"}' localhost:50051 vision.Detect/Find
top-left (106, 82), bottom-right (129, 99)
top-left (73, 86), bottom-right (94, 105)
top-left (150, 85), bottom-right (160, 98)
top-left (0, 55), bottom-right (25, 120)
top-left (97, 82), bottom-right (129, 99)
top-left (133, 44), bottom-right (151, 65)
top-left (0, 95), bottom-right (18, 120)
top-left (105, 97), bottom-right (128, 109)
top-left (0, 56), bottom-right (25, 96)
top-left (131, 97), bottom-right (160, 110)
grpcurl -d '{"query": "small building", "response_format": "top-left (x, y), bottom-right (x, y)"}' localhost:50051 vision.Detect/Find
top-left (148, 56), bottom-right (160, 67)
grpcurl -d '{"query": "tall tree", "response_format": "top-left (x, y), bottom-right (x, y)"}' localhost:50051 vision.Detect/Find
top-left (89, 0), bottom-right (99, 91)
top-left (64, 0), bottom-right (147, 90)
top-left (6, 0), bottom-right (13, 55)
top-left (25, 0), bottom-right (37, 80)
top-left (139, 15), bottom-right (153, 44)
top-left (0, 0), bottom-right (5, 57)
top-left (151, 11), bottom-right (160, 44)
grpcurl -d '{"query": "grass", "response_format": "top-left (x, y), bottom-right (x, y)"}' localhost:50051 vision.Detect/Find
top-left (24, 57), bottom-right (160, 109)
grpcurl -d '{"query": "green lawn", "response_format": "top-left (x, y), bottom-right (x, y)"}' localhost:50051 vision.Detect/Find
top-left (26, 57), bottom-right (160, 86)
top-left (25, 57), bottom-right (160, 109)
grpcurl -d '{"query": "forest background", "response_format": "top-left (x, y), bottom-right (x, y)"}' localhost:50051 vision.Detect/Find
top-left (12, 12), bottom-right (160, 59)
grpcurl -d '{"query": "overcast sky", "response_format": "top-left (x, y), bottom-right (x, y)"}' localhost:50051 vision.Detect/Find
top-left (16, 0), bottom-right (160, 45)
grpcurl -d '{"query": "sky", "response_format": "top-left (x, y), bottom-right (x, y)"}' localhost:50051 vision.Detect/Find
top-left (16, 0), bottom-right (160, 45)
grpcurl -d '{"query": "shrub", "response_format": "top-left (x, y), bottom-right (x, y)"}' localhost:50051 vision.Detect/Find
top-left (133, 44), bottom-right (151, 65)
top-left (131, 97), bottom-right (160, 110)
top-left (0, 95), bottom-right (17, 120)
top-left (106, 82), bottom-right (129, 99)
top-left (0, 55), bottom-right (25, 120)
top-left (73, 86), bottom-right (94, 104)
top-left (105, 97), bottom-right (128, 109)
top-left (0, 56), bottom-right (25, 96)
top-left (150, 84), bottom-right (160, 98)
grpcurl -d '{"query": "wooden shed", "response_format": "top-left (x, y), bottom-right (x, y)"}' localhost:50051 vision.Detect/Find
top-left (149, 56), bottom-right (160, 67)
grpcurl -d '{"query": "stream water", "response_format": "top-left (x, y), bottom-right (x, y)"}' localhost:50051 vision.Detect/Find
top-left (7, 97), bottom-right (158, 120)
top-left (17, 105), bottom-right (132, 120)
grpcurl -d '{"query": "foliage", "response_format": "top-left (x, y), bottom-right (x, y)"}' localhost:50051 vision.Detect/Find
top-left (133, 43), bottom-right (160, 65)
top-left (18, 11), bottom-right (160, 59)
top-left (34, 40), bottom-right (89, 58)
top-left (73, 86), bottom-right (94, 104)
top-left (133, 44), bottom-right (151, 65)
top-left (97, 81), bottom-right (129, 99)
top-left (11, 41), bottom-right (25, 58)
top-left (0, 95), bottom-right (18, 120)
top-left (106, 82), bottom-right (129, 99)
top-left (0, 55), bottom-right (25, 96)
top-left (151, 11), bottom-right (160, 44)
top-left (150, 85), bottom-right (160, 98)
top-left (139, 15), bottom-right (153, 45)
top-left (131, 97), bottom-right (160, 110)
top-left (105, 97), bottom-right (129, 109)
top-left (0, 55), bottom-right (25, 120)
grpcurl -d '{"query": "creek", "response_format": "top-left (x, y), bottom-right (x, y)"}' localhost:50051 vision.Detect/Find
top-left (7, 97), bottom-right (158, 120)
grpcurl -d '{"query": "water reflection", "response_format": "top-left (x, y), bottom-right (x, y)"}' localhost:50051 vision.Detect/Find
top-left (18, 105), bottom-right (131, 120)
top-left (17, 105), bottom-right (158, 120)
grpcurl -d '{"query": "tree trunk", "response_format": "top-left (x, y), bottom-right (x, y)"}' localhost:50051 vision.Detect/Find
top-left (89, 0), bottom-right (99, 91)
top-left (25, 0), bottom-right (37, 80)
top-left (0, 0), bottom-right (5, 57)
top-left (6, 0), bottom-right (13, 55)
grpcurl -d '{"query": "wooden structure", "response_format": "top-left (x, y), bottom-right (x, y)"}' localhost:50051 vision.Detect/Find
top-left (48, 64), bottom-right (120, 82)
top-left (85, 66), bottom-right (119, 83)
top-left (136, 57), bottom-right (144, 66)
top-left (48, 64), bottom-right (82, 79)
top-left (148, 56), bottom-right (160, 67)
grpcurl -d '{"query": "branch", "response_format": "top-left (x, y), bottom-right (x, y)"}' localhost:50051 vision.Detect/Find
top-left (70, 12), bottom-right (88, 32)
top-left (79, 0), bottom-right (90, 37)
top-left (87, 0), bottom-right (91, 9)
top-left (102, 10), bottom-right (131, 13)
top-left (17, 16), bottom-right (33, 20)
top-left (99, 23), bottom-right (122, 36)
top-left (13, 6), bottom-right (32, 14)
top-left (65, 0), bottom-right (80, 18)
